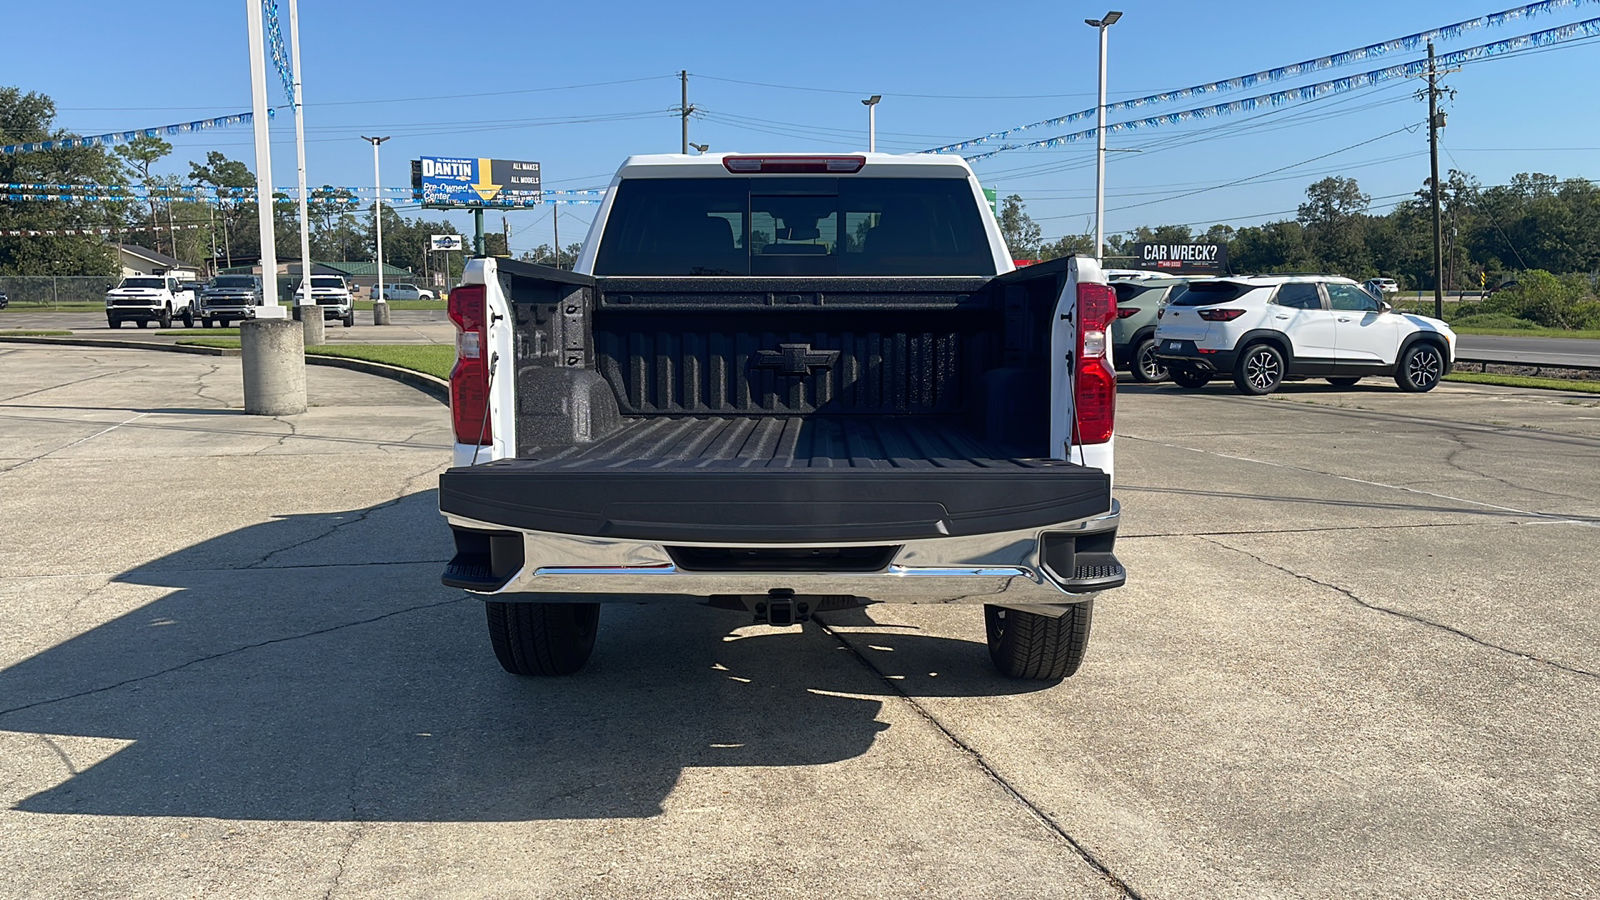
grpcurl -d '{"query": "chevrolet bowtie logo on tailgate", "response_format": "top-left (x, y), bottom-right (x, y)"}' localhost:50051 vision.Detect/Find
top-left (752, 343), bottom-right (840, 377)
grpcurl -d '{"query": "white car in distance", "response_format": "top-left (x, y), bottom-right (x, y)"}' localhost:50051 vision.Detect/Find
top-left (1154, 274), bottom-right (1456, 395)
top-left (376, 283), bottom-right (436, 302)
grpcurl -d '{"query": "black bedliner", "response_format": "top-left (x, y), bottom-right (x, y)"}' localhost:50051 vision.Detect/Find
top-left (439, 416), bottom-right (1110, 543)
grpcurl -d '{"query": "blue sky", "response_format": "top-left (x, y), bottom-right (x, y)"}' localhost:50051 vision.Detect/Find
top-left (4, 0), bottom-right (1598, 256)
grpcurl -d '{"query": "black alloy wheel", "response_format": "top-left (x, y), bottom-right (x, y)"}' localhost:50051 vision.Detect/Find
top-left (1130, 337), bottom-right (1169, 383)
top-left (1397, 343), bottom-right (1445, 392)
top-left (1234, 343), bottom-right (1285, 395)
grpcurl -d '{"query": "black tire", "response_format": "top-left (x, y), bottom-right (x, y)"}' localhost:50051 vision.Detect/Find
top-left (1170, 369), bottom-right (1212, 389)
top-left (1396, 342), bottom-right (1445, 392)
top-left (1129, 336), bottom-right (1168, 383)
top-left (219, 318), bottom-right (231, 329)
top-left (158, 306), bottom-right (172, 329)
top-left (1233, 342), bottom-right (1285, 395)
top-left (108, 318), bottom-right (122, 329)
top-left (135, 319), bottom-right (148, 328)
top-left (343, 310), bottom-right (355, 328)
top-left (1326, 377), bottom-right (1362, 387)
top-left (985, 602), bottom-right (1093, 681)
top-left (182, 307), bottom-right (194, 328)
top-left (485, 601), bottom-right (600, 676)
top-left (202, 318), bottom-right (213, 329)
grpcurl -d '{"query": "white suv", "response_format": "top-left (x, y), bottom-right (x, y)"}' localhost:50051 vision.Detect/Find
top-left (1153, 275), bottom-right (1456, 395)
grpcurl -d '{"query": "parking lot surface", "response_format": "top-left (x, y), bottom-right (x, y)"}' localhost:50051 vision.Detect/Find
top-left (1, 345), bottom-right (1596, 898)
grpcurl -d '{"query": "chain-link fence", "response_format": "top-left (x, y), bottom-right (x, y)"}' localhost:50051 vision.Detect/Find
top-left (0, 276), bottom-right (114, 307)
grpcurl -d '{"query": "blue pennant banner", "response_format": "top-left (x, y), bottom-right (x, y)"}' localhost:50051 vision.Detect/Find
top-left (964, 15), bottom-right (1600, 162)
top-left (1, 111), bottom-right (266, 157)
top-left (930, 0), bottom-right (1600, 156)
top-left (263, 0), bottom-right (297, 108)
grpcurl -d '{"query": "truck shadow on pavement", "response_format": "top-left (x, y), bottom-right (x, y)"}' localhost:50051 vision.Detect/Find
top-left (0, 490), bottom-right (1046, 823)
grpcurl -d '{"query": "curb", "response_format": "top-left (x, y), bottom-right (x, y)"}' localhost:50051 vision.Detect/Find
top-left (0, 335), bottom-right (449, 405)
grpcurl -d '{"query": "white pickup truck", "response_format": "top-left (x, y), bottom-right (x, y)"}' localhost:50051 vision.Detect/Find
top-left (437, 152), bottom-right (1124, 681)
top-left (105, 275), bottom-right (196, 328)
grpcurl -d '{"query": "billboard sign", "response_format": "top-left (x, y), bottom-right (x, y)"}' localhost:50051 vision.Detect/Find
top-left (430, 234), bottom-right (465, 252)
top-left (415, 157), bottom-right (541, 208)
top-left (1129, 242), bottom-right (1228, 275)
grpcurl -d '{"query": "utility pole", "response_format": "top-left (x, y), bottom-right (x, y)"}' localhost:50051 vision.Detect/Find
top-left (678, 70), bottom-right (696, 154)
top-left (502, 215), bottom-right (510, 257)
top-left (551, 206), bottom-right (560, 268)
top-left (1427, 41), bottom-right (1446, 320)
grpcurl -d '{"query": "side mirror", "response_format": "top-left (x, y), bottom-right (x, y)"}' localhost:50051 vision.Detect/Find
top-left (1380, 301), bottom-right (1393, 314)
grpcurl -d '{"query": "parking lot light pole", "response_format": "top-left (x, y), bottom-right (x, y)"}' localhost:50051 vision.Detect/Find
top-left (1086, 11), bottom-right (1122, 264)
top-left (862, 95), bottom-right (881, 152)
top-left (362, 135), bottom-right (391, 325)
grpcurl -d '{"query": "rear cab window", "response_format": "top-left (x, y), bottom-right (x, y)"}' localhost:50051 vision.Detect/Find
top-left (593, 177), bottom-right (996, 276)
top-left (1170, 281), bottom-right (1253, 306)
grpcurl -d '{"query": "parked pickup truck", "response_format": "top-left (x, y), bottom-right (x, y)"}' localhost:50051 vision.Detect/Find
top-left (198, 274), bottom-right (265, 327)
top-left (293, 275), bottom-right (356, 327)
top-left (437, 152), bottom-right (1125, 680)
top-left (105, 275), bottom-right (196, 328)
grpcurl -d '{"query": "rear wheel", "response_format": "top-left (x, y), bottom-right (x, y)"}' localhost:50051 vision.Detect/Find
top-left (1326, 376), bottom-right (1361, 387)
top-left (1129, 337), bottom-right (1168, 383)
top-left (1396, 342), bottom-right (1445, 393)
top-left (485, 601), bottom-right (600, 676)
top-left (1233, 343), bottom-right (1285, 395)
top-left (1170, 369), bottom-right (1212, 389)
top-left (985, 602), bottom-right (1093, 681)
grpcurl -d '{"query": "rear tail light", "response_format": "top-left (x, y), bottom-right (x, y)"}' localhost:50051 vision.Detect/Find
top-left (722, 155), bottom-right (866, 174)
top-left (1116, 307), bottom-right (1140, 319)
top-left (1198, 308), bottom-right (1246, 321)
top-left (1076, 282), bottom-right (1118, 445)
top-left (448, 284), bottom-right (492, 446)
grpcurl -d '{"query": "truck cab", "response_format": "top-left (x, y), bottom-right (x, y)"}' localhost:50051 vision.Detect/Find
top-left (437, 152), bottom-right (1124, 681)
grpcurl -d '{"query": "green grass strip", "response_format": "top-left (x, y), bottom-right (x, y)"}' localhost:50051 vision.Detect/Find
top-left (1445, 372), bottom-right (1600, 394)
top-left (175, 340), bottom-right (455, 381)
top-left (158, 328), bottom-right (240, 336)
top-left (353, 299), bottom-right (445, 311)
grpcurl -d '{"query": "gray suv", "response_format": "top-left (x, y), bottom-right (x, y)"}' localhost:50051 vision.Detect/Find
top-left (1110, 275), bottom-right (1191, 383)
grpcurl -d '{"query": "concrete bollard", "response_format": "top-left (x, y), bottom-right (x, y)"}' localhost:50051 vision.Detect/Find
top-left (373, 299), bottom-right (391, 326)
top-left (299, 304), bottom-right (326, 346)
top-left (241, 319), bottom-right (307, 416)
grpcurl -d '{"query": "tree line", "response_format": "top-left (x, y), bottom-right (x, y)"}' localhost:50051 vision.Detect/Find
top-left (0, 86), bottom-right (502, 279)
top-left (997, 169), bottom-right (1600, 294)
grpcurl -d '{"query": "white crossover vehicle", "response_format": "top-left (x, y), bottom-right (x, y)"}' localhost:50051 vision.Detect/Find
top-left (1154, 275), bottom-right (1456, 395)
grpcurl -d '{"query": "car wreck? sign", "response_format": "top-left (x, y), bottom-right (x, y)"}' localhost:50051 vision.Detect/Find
top-left (1130, 242), bottom-right (1227, 275)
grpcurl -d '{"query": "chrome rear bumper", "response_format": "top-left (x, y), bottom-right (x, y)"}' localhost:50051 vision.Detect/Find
top-left (441, 502), bottom-right (1123, 610)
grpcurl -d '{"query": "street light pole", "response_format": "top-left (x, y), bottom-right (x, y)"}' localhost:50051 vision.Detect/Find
top-left (862, 95), bottom-right (881, 152)
top-left (288, 0), bottom-right (312, 310)
top-left (1086, 11), bottom-right (1122, 264)
top-left (361, 135), bottom-right (391, 325)
top-left (245, 0), bottom-right (281, 317)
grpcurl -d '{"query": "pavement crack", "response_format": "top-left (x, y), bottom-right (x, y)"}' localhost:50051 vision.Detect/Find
top-left (245, 464), bottom-right (441, 568)
top-left (0, 363), bottom-right (147, 404)
top-left (1119, 521), bottom-right (1522, 539)
top-left (0, 411), bottom-right (151, 477)
top-left (1200, 536), bottom-right (1600, 682)
top-left (813, 616), bottom-right (1146, 900)
top-left (0, 596), bottom-right (468, 720)
top-left (322, 821), bottom-right (364, 899)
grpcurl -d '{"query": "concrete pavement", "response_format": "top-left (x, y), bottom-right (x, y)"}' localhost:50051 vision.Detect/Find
top-left (1, 309), bottom-right (451, 345)
top-left (1, 346), bottom-right (1597, 898)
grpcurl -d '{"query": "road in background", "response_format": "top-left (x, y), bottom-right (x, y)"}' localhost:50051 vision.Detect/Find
top-left (0, 309), bottom-right (450, 344)
top-left (0, 347), bottom-right (1596, 898)
top-left (1456, 333), bottom-right (1600, 368)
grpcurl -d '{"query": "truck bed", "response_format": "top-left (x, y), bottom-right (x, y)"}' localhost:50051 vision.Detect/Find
top-left (439, 416), bottom-right (1110, 543)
